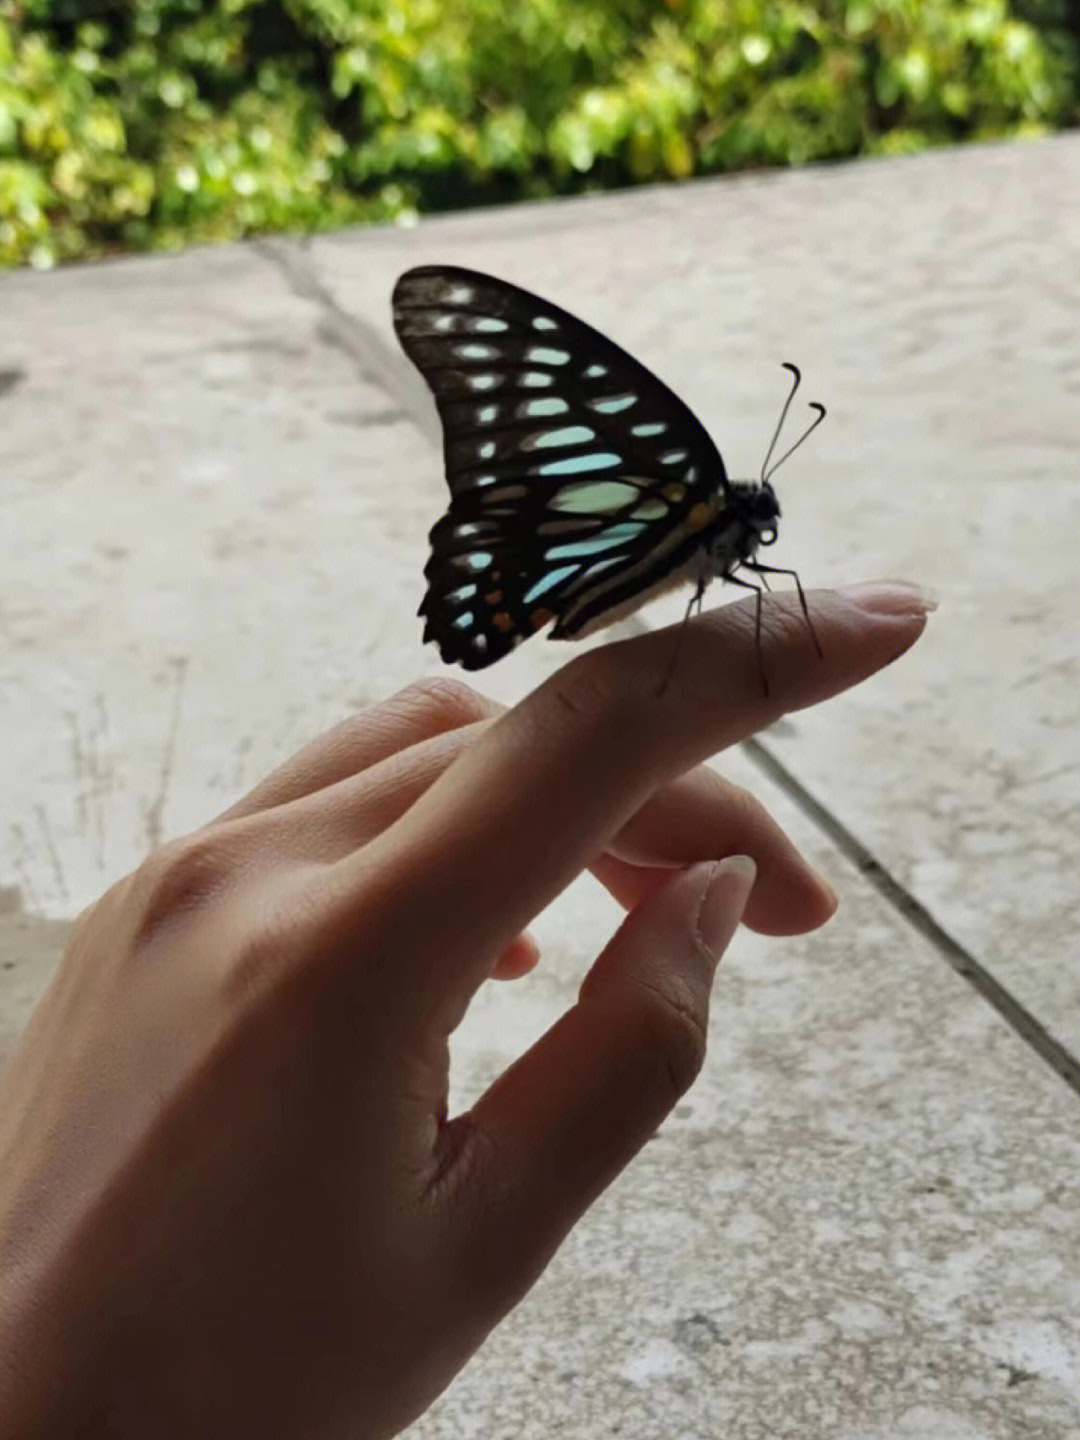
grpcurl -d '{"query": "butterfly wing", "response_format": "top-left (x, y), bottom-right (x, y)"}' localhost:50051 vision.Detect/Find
top-left (393, 265), bottom-right (731, 669)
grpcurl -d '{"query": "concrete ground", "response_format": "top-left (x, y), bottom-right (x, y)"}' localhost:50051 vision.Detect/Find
top-left (2, 131), bottom-right (1080, 1437)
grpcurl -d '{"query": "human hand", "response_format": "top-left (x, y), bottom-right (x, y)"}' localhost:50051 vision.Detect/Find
top-left (0, 584), bottom-right (929, 1440)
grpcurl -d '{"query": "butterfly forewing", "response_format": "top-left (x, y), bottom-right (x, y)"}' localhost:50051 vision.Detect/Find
top-left (392, 266), bottom-right (732, 668)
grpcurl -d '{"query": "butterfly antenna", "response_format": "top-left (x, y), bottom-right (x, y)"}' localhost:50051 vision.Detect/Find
top-left (759, 362), bottom-right (802, 482)
top-left (763, 399), bottom-right (826, 483)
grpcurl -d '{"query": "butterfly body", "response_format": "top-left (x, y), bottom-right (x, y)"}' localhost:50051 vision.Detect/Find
top-left (552, 480), bottom-right (780, 640)
top-left (392, 266), bottom-right (803, 671)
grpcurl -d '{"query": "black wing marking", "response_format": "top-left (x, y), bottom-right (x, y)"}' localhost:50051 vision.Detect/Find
top-left (392, 266), bottom-right (730, 668)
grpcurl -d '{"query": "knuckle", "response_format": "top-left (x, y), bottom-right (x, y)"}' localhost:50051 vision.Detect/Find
top-left (623, 982), bottom-right (709, 1099)
top-left (219, 884), bottom-right (312, 1000)
top-left (545, 651), bottom-right (626, 726)
top-left (441, 1124), bottom-right (550, 1315)
top-left (392, 676), bottom-right (493, 731)
top-left (129, 830), bottom-right (236, 946)
top-left (714, 775), bottom-right (768, 835)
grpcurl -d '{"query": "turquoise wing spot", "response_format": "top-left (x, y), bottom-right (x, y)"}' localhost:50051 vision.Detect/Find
top-left (588, 394), bottom-right (636, 414)
top-left (521, 397), bottom-right (570, 418)
top-left (527, 346), bottom-right (571, 365)
top-left (629, 498), bottom-right (670, 520)
top-left (523, 565), bottom-right (580, 604)
top-left (550, 480), bottom-right (643, 513)
top-left (545, 522), bottom-right (647, 559)
top-left (537, 452), bottom-right (621, 476)
top-left (582, 555), bottom-right (623, 579)
top-left (530, 425), bottom-right (596, 449)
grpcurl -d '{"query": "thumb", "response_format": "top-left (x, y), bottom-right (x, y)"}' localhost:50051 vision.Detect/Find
top-left (451, 856), bottom-right (756, 1309)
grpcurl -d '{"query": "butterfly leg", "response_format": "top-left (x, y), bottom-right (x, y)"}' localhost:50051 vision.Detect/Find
top-left (722, 570), bottom-right (770, 697)
top-left (655, 574), bottom-right (709, 699)
top-left (743, 561), bottom-right (822, 658)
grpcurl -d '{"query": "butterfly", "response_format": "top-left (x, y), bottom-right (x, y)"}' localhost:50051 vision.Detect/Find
top-left (392, 265), bottom-right (824, 675)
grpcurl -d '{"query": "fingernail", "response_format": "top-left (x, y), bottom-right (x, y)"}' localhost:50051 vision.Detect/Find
top-left (817, 873), bottom-right (840, 916)
top-left (838, 580), bottom-right (938, 617)
top-left (695, 855), bottom-right (757, 962)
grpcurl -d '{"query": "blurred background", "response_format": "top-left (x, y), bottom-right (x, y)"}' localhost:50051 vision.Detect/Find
top-left (2, 0), bottom-right (1078, 271)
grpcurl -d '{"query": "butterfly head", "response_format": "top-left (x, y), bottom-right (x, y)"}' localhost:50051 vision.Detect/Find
top-left (705, 478), bottom-right (780, 575)
top-left (744, 478), bottom-right (781, 546)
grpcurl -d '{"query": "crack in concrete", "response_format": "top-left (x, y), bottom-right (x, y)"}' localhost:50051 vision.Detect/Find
top-left (253, 238), bottom-right (440, 447)
top-left (742, 734), bottom-right (1080, 1101)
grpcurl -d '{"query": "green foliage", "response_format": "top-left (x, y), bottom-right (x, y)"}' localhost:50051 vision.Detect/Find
top-left (1, 0), bottom-right (1076, 267)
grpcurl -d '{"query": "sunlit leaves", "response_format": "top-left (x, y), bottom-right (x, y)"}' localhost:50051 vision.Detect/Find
top-left (0, 0), bottom-right (1076, 267)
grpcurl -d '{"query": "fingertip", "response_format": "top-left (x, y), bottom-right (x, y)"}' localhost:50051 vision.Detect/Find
top-left (836, 579), bottom-right (937, 618)
top-left (745, 860), bottom-right (838, 936)
top-left (694, 855), bottom-right (757, 963)
top-left (492, 932), bottom-right (541, 980)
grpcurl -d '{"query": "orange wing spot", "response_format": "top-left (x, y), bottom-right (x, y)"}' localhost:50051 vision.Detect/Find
top-left (687, 500), bottom-right (719, 531)
top-left (530, 607), bottom-right (556, 631)
top-left (661, 481), bottom-right (687, 503)
top-left (492, 611), bottom-right (515, 634)
top-left (483, 590), bottom-right (504, 605)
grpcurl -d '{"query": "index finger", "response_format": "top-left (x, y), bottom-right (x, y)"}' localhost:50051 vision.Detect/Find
top-left (336, 583), bottom-right (930, 1022)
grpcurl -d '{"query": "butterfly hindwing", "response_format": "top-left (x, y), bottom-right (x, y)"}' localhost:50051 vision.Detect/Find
top-left (392, 266), bottom-right (732, 668)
